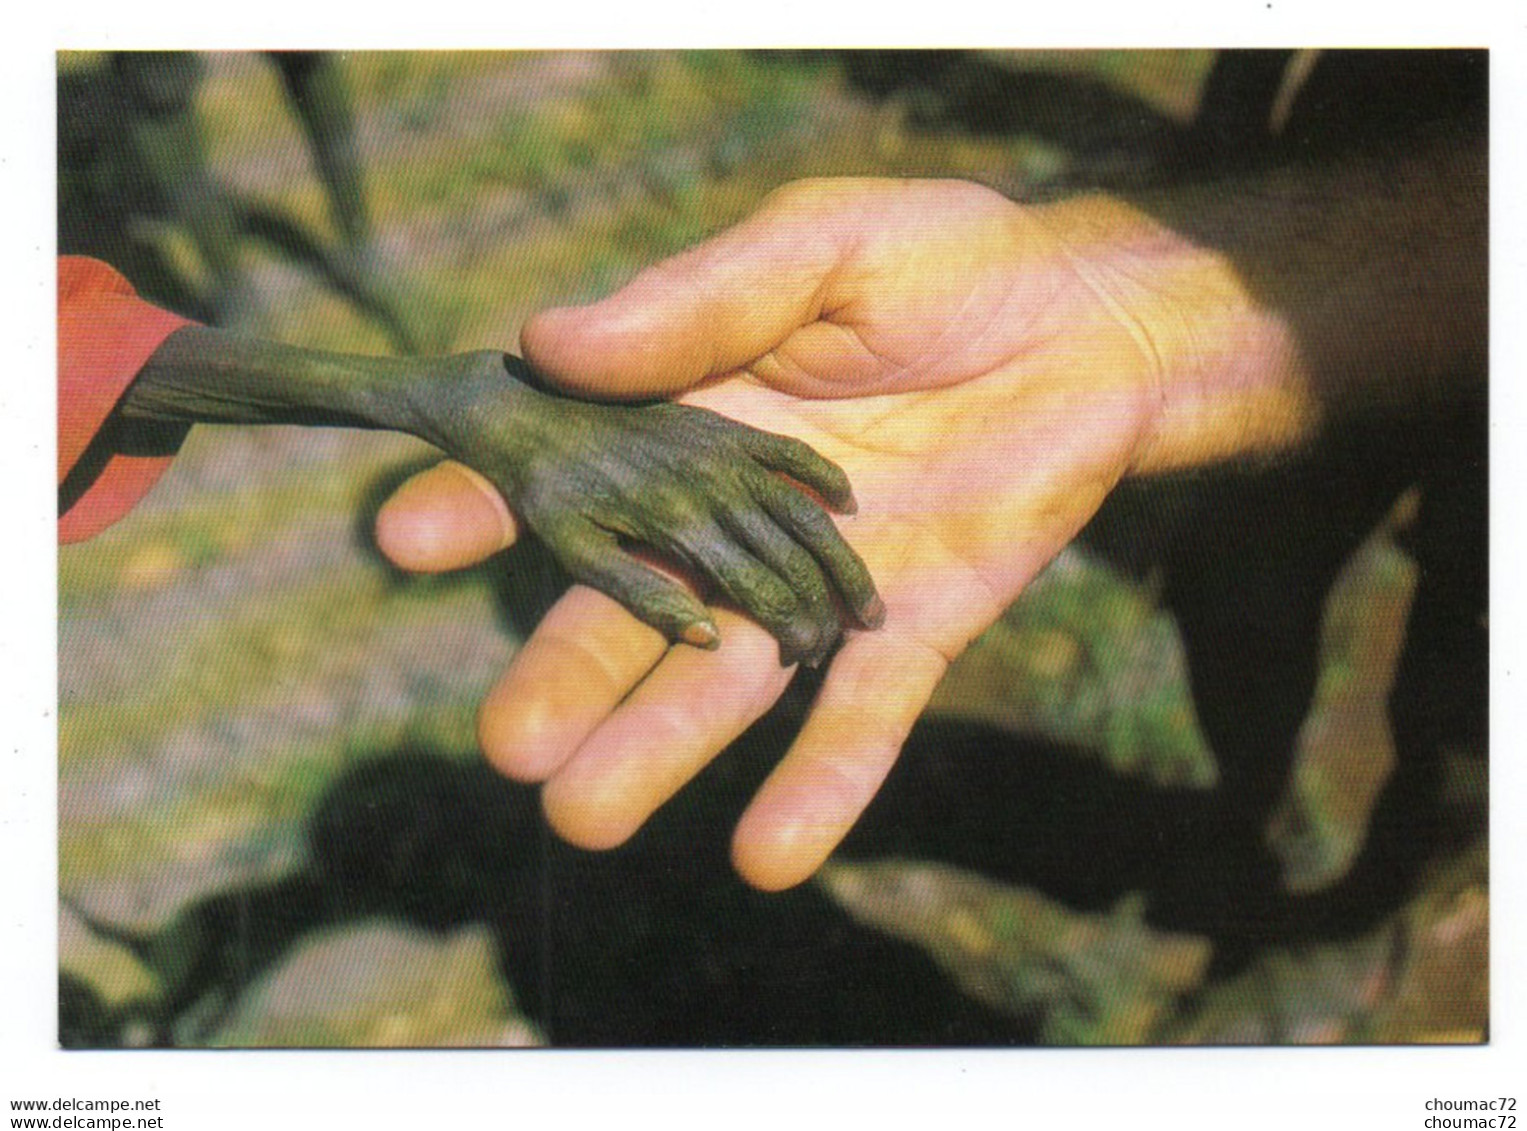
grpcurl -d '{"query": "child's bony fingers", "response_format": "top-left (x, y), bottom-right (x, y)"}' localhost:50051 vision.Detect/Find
top-left (759, 484), bottom-right (886, 630)
top-left (551, 520), bottom-right (720, 650)
top-left (741, 429), bottom-right (857, 514)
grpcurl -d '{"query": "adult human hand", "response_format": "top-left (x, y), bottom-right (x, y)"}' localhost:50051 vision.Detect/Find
top-left (377, 178), bottom-right (1301, 890)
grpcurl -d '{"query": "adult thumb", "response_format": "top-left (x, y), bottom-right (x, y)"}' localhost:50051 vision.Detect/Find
top-left (520, 179), bottom-right (874, 400)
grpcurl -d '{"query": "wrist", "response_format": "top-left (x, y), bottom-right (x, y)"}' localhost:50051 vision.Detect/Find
top-left (1031, 191), bottom-right (1315, 476)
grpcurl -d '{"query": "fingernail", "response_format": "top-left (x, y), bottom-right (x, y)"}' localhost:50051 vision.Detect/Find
top-left (841, 491), bottom-right (859, 515)
top-left (861, 595), bottom-right (887, 628)
top-left (682, 620), bottom-right (722, 649)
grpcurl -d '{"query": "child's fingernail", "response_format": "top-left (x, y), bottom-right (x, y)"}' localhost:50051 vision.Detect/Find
top-left (682, 620), bottom-right (722, 649)
top-left (861, 595), bottom-right (887, 627)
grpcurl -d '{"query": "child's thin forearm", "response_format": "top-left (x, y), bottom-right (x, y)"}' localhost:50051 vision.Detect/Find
top-left (1033, 122), bottom-right (1486, 476)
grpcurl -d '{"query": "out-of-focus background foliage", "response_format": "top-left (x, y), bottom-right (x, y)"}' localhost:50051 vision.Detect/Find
top-left (57, 50), bottom-right (1486, 1048)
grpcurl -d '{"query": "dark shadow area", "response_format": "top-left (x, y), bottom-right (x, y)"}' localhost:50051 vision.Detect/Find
top-left (59, 973), bottom-right (125, 1050)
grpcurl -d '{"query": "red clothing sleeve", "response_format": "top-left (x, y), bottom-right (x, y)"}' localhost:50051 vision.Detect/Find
top-left (59, 257), bottom-right (194, 543)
